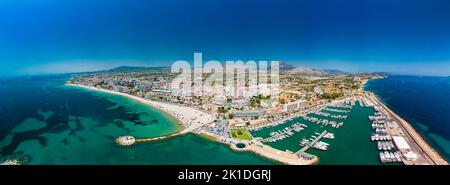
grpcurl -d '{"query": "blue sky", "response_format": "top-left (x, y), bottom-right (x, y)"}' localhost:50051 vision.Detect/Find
top-left (1, 0), bottom-right (450, 76)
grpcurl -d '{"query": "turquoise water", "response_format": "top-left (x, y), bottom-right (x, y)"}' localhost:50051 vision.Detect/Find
top-left (0, 75), bottom-right (274, 165)
top-left (307, 104), bottom-right (384, 165)
top-left (365, 75), bottom-right (450, 161)
top-left (4, 74), bottom-right (439, 165)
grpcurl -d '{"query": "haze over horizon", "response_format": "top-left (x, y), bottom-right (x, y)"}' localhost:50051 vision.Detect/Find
top-left (1, 0), bottom-right (450, 76)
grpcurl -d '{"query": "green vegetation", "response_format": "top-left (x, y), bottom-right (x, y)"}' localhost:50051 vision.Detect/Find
top-left (230, 129), bottom-right (253, 140)
top-left (227, 98), bottom-right (233, 103)
top-left (95, 81), bottom-right (107, 86)
top-left (218, 106), bottom-right (228, 113)
top-left (320, 92), bottom-right (343, 99)
top-left (351, 84), bottom-right (360, 89)
top-left (249, 94), bottom-right (271, 107)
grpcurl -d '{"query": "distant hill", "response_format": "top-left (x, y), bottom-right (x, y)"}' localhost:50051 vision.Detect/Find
top-left (85, 63), bottom-right (388, 77)
top-left (322, 69), bottom-right (350, 75)
top-left (279, 62), bottom-right (297, 71)
top-left (285, 67), bottom-right (325, 75)
top-left (99, 63), bottom-right (324, 75)
top-left (103, 66), bottom-right (170, 73)
top-left (278, 62), bottom-right (326, 75)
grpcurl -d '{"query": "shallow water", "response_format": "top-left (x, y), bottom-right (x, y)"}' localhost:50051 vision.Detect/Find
top-left (0, 75), bottom-right (274, 165)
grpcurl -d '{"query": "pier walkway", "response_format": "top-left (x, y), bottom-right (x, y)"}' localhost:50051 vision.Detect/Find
top-left (135, 132), bottom-right (185, 143)
top-left (134, 125), bottom-right (200, 143)
top-left (131, 117), bottom-right (213, 143)
top-left (296, 130), bottom-right (327, 154)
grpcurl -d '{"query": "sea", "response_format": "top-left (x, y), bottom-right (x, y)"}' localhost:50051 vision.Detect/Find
top-left (365, 75), bottom-right (450, 162)
top-left (250, 102), bottom-right (383, 165)
top-left (0, 75), bottom-right (274, 164)
top-left (1, 74), bottom-right (448, 164)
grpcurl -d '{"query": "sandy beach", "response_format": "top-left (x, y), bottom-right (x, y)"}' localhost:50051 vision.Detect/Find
top-left (68, 82), bottom-right (448, 165)
top-left (67, 83), bottom-right (316, 165)
top-left (66, 83), bottom-right (216, 133)
top-left (232, 144), bottom-right (317, 165)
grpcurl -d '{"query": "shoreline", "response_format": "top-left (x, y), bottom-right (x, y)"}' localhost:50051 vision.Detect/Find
top-left (67, 80), bottom-right (447, 165)
top-left (66, 83), bottom-right (184, 130)
top-left (67, 83), bottom-right (315, 165)
top-left (66, 83), bottom-right (215, 134)
top-left (364, 78), bottom-right (448, 165)
top-left (199, 131), bottom-right (318, 165)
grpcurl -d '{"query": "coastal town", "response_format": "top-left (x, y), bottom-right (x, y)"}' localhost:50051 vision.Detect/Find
top-left (67, 64), bottom-right (448, 165)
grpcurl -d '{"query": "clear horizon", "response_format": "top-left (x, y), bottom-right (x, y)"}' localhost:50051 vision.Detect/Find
top-left (1, 0), bottom-right (450, 76)
top-left (11, 61), bottom-right (450, 77)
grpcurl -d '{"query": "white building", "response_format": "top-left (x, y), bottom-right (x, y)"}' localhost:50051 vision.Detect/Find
top-left (212, 96), bottom-right (227, 105)
top-left (392, 136), bottom-right (418, 161)
top-left (392, 136), bottom-right (411, 151)
top-left (261, 99), bottom-right (279, 108)
top-left (283, 100), bottom-right (308, 112)
top-left (233, 99), bottom-right (248, 108)
top-left (314, 86), bottom-right (323, 95)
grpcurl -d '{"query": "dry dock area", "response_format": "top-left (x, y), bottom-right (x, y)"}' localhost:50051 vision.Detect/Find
top-left (368, 94), bottom-right (448, 165)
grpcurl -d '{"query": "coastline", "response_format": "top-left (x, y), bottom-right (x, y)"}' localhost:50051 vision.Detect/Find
top-left (66, 83), bottom-right (215, 134)
top-left (200, 131), bottom-right (318, 165)
top-left (364, 78), bottom-right (448, 165)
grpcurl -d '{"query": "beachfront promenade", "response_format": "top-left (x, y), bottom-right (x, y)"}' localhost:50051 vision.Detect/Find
top-left (368, 94), bottom-right (448, 165)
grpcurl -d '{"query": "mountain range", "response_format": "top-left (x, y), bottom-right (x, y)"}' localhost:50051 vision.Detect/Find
top-left (94, 62), bottom-right (379, 76)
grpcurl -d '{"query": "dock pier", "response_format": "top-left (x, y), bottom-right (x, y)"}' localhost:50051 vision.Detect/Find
top-left (296, 130), bottom-right (327, 154)
top-left (116, 130), bottom-right (188, 146)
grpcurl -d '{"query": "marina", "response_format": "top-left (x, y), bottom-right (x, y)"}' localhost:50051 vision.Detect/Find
top-left (297, 130), bottom-right (328, 153)
top-left (253, 122), bottom-right (308, 143)
top-left (250, 103), bottom-right (352, 153)
top-left (365, 96), bottom-right (409, 164)
top-left (249, 100), bottom-right (389, 164)
top-left (306, 101), bottom-right (385, 165)
top-left (248, 99), bottom-right (410, 165)
top-left (361, 96), bottom-right (403, 164)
